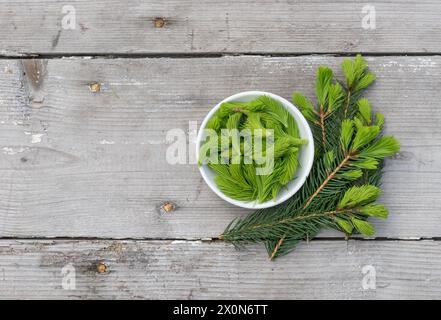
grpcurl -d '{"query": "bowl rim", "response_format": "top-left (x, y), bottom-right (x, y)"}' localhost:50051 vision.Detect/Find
top-left (196, 90), bottom-right (315, 209)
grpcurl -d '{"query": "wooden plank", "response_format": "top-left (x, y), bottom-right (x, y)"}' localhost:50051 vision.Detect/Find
top-left (0, 239), bottom-right (440, 299)
top-left (1, 0), bottom-right (441, 55)
top-left (0, 56), bottom-right (440, 239)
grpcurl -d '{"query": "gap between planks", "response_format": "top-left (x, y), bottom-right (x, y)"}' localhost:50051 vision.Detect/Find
top-left (1, 52), bottom-right (441, 60)
top-left (0, 237), bottom-right (438, 242)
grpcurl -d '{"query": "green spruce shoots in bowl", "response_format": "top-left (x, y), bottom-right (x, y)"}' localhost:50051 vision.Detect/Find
top-left (197, 91), bottom-right (314, 209)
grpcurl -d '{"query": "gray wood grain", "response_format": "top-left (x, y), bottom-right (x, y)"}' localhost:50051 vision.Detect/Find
top-left (1, 0), bottom-right (440, 55)
top-left (0, 56), bottom-right (440, 239)
top-left (0, 239), bottom-right (440, 299)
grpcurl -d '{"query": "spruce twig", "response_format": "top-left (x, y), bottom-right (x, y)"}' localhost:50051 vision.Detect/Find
top-left (221, 54), bottom-right (399, 260)
top-left (264, 55), bottom-right (381, 259)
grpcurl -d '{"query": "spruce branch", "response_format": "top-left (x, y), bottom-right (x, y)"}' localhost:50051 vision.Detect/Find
top-left (265, 54), bottom-right (383, 259)
top-left (221, 185), bottom-right (389, 246)
top-left (221, 54), bottom-right (399, 260)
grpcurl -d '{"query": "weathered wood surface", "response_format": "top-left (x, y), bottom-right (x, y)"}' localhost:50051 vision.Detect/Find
top-left (1, 56), bottom-right (440, 239)
top-left (1, 0), bottom-right (441, 55)
top-left (0, 239), bottom-right (440, 299)
top-left (1, 1), bottom-right (440, 298)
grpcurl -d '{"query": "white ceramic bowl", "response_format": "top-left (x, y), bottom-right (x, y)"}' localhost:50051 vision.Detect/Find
top-left (196, 91), bottom-right (314, 209)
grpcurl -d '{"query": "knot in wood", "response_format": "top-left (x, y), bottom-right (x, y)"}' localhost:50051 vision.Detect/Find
top-left (154, 17), bottom-right (166, 28)
top-left (96, 262), bottom-right (108, 274)
top-left (89, 82), bottom-right (101, 93)
top-left (161, 202), bottom-right (175, 213)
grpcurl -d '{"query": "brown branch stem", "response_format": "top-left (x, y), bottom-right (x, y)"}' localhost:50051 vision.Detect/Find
top-left (303, 154), bottom-right (351, 209)
top-left (269, 236), bottom-right (285, 260)
top-left (319, 109), bottom-right (326, 147)
top-left (344, 90), bottom-right (352, 117)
